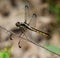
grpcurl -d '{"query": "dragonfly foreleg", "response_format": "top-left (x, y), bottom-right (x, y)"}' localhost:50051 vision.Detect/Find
top-left (9, 33), bottom-right (13, 40)
top-left (18, 41), bottom-right (21, 48)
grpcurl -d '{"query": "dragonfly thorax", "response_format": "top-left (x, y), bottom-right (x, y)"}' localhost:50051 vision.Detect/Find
top-left (16, 22), bottom-right (29, 29)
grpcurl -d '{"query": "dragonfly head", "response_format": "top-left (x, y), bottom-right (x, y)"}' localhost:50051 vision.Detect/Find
top-left (16, 22), bottom-right (21, 27)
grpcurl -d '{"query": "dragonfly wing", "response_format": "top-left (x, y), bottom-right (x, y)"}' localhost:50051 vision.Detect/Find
top-left (20, 29), bottom-right (60, 56)
top-left (22, 28), bottom-right (47, 46)
top-left (25, 4), bottom-right (37, 28)
top-left (28, 13), bottom-right (37, 28)
top-left (0, 26), bottom-right (12, 49)
top-left (25, 5), bottom-right (31, 23)
top-left (0, 26), bottom-right (11, 41)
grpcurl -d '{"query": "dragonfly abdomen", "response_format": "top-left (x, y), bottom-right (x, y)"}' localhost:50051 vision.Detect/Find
top-left (29, 27), bottom-right (49, 37)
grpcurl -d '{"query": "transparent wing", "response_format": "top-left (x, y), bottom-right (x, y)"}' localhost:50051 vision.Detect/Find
top-left (0, 26), bottom-right (12, 49)
top-left (21, 29), bottom-right (60, 56)
top-left (0, 26), bottom-right (11, 41)
top-left (25, 5), bottom-right (37, 28)
top-left (22, 28), bottom-right (47, 45)
top-left (25, 5), bottom-right (30, 23)
top-left (28, 13), bottom-right (37, 28)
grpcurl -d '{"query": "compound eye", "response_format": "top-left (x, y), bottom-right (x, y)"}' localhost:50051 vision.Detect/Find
top-left (16, 22), bottom-right (20, 27)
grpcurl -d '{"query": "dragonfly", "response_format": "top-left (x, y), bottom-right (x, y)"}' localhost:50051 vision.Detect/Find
top-left (15, 5), bottom-right (49, 47)
top-left (0, 5), bottom-right (60, 56)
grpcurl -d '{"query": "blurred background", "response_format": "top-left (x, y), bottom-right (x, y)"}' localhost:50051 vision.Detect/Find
top-left (0, 0), bottom-right (60, 58)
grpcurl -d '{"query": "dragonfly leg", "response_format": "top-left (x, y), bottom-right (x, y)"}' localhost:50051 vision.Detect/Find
top-left (10, 33), bottom-right (13, 40)
top-left (18, 31), bottom-right (24, 48)
top-left (18, 41), bottom-right (21, 48)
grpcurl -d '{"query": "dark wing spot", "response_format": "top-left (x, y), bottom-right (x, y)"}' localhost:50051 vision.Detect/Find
top-left (41, 0), bottom-right (47, 4)
top-left (11, 28), bottom-right (21, 34)
top-left (10, 0), bottom-right (17, 7)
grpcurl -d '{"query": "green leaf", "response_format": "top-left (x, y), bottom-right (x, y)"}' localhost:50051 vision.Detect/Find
top-left (0, 51), bottom-right (11, 58)
top-left (45, 44), bottom-right (60, 55)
